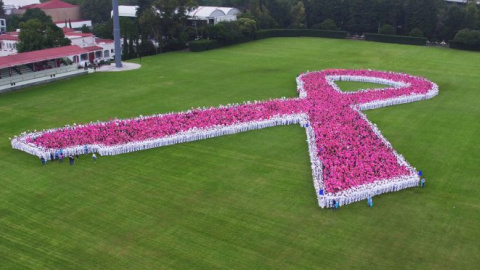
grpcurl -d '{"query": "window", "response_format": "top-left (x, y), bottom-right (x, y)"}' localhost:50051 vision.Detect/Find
top-left (104, 50), bottom-right (110, 57)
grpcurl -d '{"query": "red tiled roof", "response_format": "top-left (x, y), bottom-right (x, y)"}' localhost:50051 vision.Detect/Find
top-left (21, 0), bottom-right (76, 10)
top-left (55, 19), bottom-right (91, 24)
top-left (0, 45), bottom-right (87, 69)
top-left (62, 27), bottom-right (76, 33)
top-left (95, 38), bottom-right (114, 44)
top-left (65, 32), bottom-right (94, 37)
top-left (0, 35), bottom-right (19, 41)
top-left (83, 46), bottom-right (103, 52)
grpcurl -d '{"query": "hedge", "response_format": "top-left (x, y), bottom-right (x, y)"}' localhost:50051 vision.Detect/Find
top-left (189, 40), bottom-right (219, 52)
top-left (255, 29), bottom-right (348, 40)
top-left (220, 36), bottom-right (254, 46)
top-left (449, 40), bottom-right (480, 51)
top-left (189, 29), bottom-right (347, 52)
top-left (365, 33), bottom-right (427, 46)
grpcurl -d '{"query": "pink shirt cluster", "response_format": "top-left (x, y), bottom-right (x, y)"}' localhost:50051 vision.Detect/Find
top-left (27, 69), bottom-right (434, 194)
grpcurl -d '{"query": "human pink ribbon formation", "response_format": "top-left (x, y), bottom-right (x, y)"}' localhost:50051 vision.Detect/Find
top-left (12, 69), bottom-right (438, 208)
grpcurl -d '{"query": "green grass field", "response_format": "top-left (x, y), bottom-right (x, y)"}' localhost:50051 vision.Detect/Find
top-left (1, 38), bottom-right (479, 269)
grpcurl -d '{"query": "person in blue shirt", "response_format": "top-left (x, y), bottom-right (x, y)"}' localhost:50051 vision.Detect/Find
top-left (368, 197), bottom-right (373, 207)
top-left (421, 178), bottom-right (426, 188)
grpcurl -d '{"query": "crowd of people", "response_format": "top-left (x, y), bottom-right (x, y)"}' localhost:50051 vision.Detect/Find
top-left (11, 69), bottom-right (438, 208)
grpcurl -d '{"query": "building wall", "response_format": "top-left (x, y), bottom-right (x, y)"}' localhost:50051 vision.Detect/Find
top-left (67, 36), bottom-right (95, 47)
top-left (0, 40), bottom-right (18, 51)
top-left (14, 7), bottom-right (81, 22)
top-left (100, 43), bottom-right (115, 59)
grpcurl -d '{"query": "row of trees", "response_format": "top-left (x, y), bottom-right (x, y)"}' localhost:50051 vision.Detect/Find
top-left (5, 0), bottom-right (480, 54)
top-left (92, 0), bottom-right (480, 56)
top-left (196, 0), bottom-right (480, 42)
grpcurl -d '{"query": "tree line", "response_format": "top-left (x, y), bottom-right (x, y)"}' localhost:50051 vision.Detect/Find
top-left (4, 0), bottom-right (480, 54)
top-left (197, 0), bottom-right (479, 42)
top-left (98, 0), bottom-right (480, 53)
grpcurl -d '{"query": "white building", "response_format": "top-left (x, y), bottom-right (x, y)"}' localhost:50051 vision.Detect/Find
top-left (112, 5), bottom-right (240, 25)
top-left (55, 20), bottom-right (93, 29)
top-left (112, 5), bottom-right (139, 18)
top-left (0, 28), bottom-right (115, 61)
top-left (0, 31), bottom-right (18, 56)
top-left (188, 6), bottom-right (240, 25)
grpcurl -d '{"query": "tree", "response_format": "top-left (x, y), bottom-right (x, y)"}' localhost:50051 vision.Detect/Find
top-left (17, 10), bottom-right (71, 53)
top-left (138, 8), bottom-right (161, 43)
top-left (379, 0), bottom-right (405, 34)
top-left (81, 24), bottom-right (92, 33)
top-left (444, 5), bottom-right (467, 40)
top-left (345, 0), bottom-right (380, 35)
top-left (379, 24), bottom-right (395, 35)
top-left (267, 0), bottom-right (294, 28)
top-left (453, 28), bottom-right (480, 46)
top-left (152, 0), bottom-right (197, 51)
top-left (312, 19), bottom-right (339, 31)
top-left (81, 0), bottom-right (112, 24)
top-left (409, 28), bottom-right (424, 37)
top-left (128, 36), bottom-right (135, 58)
top-left (289, 1), bottom-right (306, 29)
top-left (244, 0), bottom-right (278, 29)
top-left (122, 33), bottom-right (129, 59)
top-left (137, 0), bottom-right (154, 17)
top-left (406, 0), bottom-right (438, 38)
top-left (17, 19), bottom-right (46, 52)
top-left (237, 17), bottom-right (257, 36)
top-left (464, 0), bottom-right (479, 30)
top-left (6, 15), bottom-right (22, 31)
top-left (305, 0), bottom-right (329, 27)
top-left (45, 24), bottom-right (71, 48)
top-left (206, 21), bottom-right (243, 42)
top-left (0, 0), bottom-right (5, 19)
top-left (22, 8), bottom-right (53, 24)
top-left (93, 19), bottom-right (113, 39)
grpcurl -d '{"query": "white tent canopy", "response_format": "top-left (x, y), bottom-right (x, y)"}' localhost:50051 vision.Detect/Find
top-left (112, 5), bottom-right (240, 24)
top-left (217, 7), bottom-right (241, 16)
top-left (188, 6), bottom-right (240, 19)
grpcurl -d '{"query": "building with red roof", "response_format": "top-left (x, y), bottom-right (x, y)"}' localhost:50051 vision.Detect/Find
top-left (14, 0), bottom-right (81, 24)
top-left (1, 28), bottom-right (115, 60)
top-left (0, 45), bottom-right (87, 70)
top-left (22, 0), bottom-right (76, 9)
top-left (0, 32), bottom-right (20, 56)
top-left (0, 45), bottom-right (91, 93)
